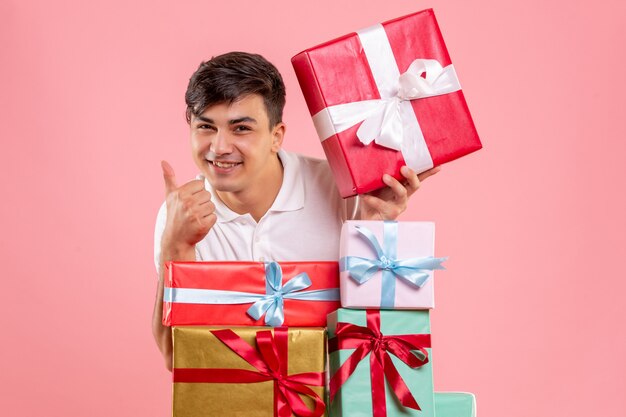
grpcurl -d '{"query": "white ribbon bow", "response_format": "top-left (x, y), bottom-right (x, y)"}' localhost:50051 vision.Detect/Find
top-left (325, 59), bottom-right (461, 151)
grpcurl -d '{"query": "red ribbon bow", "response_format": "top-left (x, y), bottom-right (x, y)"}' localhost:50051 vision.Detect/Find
top-left (328, 310), bottom-right (431, 417)
top-left (173, 327), bottom-right (325, 417)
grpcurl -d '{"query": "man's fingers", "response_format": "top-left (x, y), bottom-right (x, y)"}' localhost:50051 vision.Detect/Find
top-left (417, 166), bottom-right (441, 182)
top-left (382, 174), bottom-right (408, 200)
top-left (198, 200), bottom-right (216, 217)
top-left (400, 166), bottom-right (421, 195)
top-left (193, 197), bottom-right (216, 218)
top-left (203, 213), bottom-right (218, 230)
top-left (361, 195), bottom-right (386, 220)
top-left (179, 179), bottom-right (208, 196)
top-left (190, 175), bottom-right (207, 195)
top-left (194, 212), bottom-right (217, 230)
top-left (161, 160), bottom-right (178, 195)
top-left (197, 192), bottom-right (214, 206)
top-left (361, 195), bottom-right (403, 221)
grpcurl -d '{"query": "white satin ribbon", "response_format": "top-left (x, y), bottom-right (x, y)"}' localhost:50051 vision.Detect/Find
top-left (312, 23), bottom-right (462, 172)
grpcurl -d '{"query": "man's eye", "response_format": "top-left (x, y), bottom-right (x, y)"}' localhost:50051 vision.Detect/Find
top-left (234, 125), bottom-right (251, 132)
top-left (198, 124), bottom-right (214, 130)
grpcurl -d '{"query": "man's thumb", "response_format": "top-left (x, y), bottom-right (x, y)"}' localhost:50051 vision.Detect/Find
top-left (161, 160), bottom-right (177, 194)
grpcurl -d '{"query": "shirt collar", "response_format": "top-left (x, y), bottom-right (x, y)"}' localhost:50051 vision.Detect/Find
top-left (271, 149), bottom-right (305, 212)
top-left (205, 149), bottom-right (305, 224)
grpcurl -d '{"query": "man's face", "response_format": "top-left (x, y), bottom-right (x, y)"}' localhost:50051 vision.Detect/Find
top-left (190, 94), bottom-right (284, 194)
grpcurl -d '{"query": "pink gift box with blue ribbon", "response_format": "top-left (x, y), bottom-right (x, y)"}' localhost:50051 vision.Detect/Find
top-left (340, 220), bottom-right (446, 309)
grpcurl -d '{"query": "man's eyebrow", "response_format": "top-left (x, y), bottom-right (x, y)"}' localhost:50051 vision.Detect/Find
top-left (229, 117), bottom-right (257, 125)
top-left (194, 116), bottom-right (257, 124)
top-left (194, 116), bottom-right (214, 124)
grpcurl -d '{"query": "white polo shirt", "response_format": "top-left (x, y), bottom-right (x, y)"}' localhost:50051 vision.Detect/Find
top-left (154, 150), bottom-right (346, 272)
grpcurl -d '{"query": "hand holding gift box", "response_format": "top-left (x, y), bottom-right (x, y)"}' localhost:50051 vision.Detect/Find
top-left (292, 9), bottom-right (482, 197)
top-left (163, 261), bottom-right (340, 326)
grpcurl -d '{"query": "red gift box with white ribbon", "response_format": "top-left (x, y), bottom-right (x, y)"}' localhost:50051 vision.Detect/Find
top-left (292, 9), bottom-right (482, 197)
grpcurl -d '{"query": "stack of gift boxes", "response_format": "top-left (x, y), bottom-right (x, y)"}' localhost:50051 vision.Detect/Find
top-left (163, 8), bottom-right (480, 417)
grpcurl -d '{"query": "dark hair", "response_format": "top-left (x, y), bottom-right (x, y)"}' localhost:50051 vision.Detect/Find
top-left (185, 52), bottom-right (286, 128)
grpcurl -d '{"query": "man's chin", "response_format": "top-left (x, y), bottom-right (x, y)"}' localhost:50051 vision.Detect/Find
top-left (208, 179), bottom-right (241, 194)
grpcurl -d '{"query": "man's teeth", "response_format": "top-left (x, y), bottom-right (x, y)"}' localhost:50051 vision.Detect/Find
top-left (212, 161), bottom-right (239, 168)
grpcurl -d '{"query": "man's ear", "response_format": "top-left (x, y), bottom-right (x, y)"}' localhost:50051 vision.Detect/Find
top-left (271, 122), bottom-right (286, 152)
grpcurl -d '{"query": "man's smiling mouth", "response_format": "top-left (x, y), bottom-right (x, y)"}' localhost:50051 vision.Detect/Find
top-left (209, 160), bottom-right (242, 168)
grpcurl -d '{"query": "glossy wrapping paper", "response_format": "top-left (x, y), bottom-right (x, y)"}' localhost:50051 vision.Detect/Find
top-left (292, 9), bottom-right (482, 197)
top-left (340, 221), bottom-right (440, 309)
top-left (172, 326), bottom-right (327, 417)
top-left (327, 309), bottom-right (434, 417)
top-left (163, 261), bottom-right (340, 326)
top-left (434, 392), bottom-right (477, 417)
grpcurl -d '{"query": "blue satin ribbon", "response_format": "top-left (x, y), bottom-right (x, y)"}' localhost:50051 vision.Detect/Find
top-left (340, 221), bottom-right (447, 308)
top-left (164, 261), bottom-right (339, 326)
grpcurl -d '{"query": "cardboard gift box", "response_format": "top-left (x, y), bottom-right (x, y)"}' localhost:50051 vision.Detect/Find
top-left (172, 326), bottom-right (326, 417)
top-left (340, 220), bottom-right (446, 309)
top-left (163, 261), bottom-right (340, 326)
top-left (292, 9), bottom-right (482, 197)
top-left (434, 392), bottom-right (477, 417)
top-left (327, 309), bottom-right (434, 417)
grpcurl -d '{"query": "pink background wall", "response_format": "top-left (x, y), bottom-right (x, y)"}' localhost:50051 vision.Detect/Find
top-left (2, 1), bottom-right (625, 416)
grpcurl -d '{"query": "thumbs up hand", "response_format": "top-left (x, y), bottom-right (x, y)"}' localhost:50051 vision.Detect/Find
top-left (160, 161), bottom-right (217, 256)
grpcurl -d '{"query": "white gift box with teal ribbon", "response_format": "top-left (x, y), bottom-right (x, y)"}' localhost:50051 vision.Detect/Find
top-left (339, 220), bottom-right (446, 309)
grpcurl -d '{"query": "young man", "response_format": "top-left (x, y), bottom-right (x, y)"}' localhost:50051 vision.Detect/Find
top-left (152, 52), bottom-right (439, 370)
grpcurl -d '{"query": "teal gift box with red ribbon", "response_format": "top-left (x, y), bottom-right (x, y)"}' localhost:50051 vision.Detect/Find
top-left (327, 309), bottom-right (435, 417)
top-left (434, 392), bottom-right (476, 417)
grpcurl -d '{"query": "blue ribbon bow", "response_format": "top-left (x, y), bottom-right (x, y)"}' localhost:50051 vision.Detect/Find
top-left (340, 221), bottom-right (447, 308)
top-left (164, 261), bottom-right (339, 326)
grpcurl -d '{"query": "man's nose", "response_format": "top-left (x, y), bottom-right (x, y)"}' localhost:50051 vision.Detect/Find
top-left (210, 129), bottom-right (232, 155)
